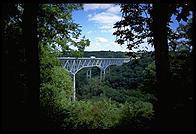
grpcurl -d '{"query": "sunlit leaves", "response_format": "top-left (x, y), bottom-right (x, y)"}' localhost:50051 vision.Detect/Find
top-left (168, 19), bottom-right (193, 51)
top-left (113, 4), bottom-right (152, 50)
top-left (37, 4), bottom-right (89, 57)
top-left (113, 3), bottom-right (193, 59)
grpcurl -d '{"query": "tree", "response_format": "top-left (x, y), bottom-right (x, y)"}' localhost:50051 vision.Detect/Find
top-left (37, 4), bottom-right (90, 129)
top-left (169, 18), bottom-right (193, 51)
top-left (37, 4), bottom-right (90, 58)
top-left (21, 3), bottom-right (39, 129)
top-left (142, 50), bottom-right (193, 129)
top-left (142, 61), bottom-right (157, 96)
top-left (2, 3), bottom-right (90, 129)
top-left (113, 3), bottom-right (193, 130)
top-left (1, 3), bottom-right (26, 130)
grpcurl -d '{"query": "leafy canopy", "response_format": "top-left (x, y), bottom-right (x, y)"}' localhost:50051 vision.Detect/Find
top-left (113, 3), bottom-right (193, 57)
top-left (37, 4), bottom-right (90, 57)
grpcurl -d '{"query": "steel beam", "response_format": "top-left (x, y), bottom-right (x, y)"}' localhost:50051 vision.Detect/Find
top-left (58, 57), bottom-right (131, 101)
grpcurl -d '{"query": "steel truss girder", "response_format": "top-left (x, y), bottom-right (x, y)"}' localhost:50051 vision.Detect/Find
top-left (58, 57), bottom-right (130, 75)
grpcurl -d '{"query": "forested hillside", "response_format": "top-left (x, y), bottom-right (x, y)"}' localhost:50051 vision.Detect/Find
top-left (62, 50), bottom-right (128, 58)
top-left (76, 51), bottom-right (155, 103)
top-left (2, 3), bottom-right (193, 131)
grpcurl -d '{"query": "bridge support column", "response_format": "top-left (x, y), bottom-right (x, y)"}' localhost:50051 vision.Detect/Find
top-left (86, 68), bottom-right (92, 79)
top-left (108, 66), bottom-right (110, 74)
top-left (100, 70), bottom-right (102, 81)
top-left (108, 67), bottom-right (111, 80)
top-left (73, 74), bottom-right (76, 101)
top-left (100, 69), bottom-right (106, 81)
top-left (103, 70), bottom-right (105, 80)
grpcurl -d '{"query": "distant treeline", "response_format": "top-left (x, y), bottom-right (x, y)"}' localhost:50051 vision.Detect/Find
top-left (62, 50), bottom-right (155, 58)
top-left (62, 51), bottom-right (128, 58)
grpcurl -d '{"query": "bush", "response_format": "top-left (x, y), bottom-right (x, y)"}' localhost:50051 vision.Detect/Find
top-left (142, 62), bottom-right (157, 96)
top-left (117, 100), bottom-right (154, 129)
top-left (40, 66), bottom-right (74, 128)
top-left (63, 98), bottom-right (121, 129)
top-left (60, 98), bottom-right (154, 129)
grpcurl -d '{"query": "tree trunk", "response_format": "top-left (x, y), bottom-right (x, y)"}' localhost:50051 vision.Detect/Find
top-left (1, 3), bottom-right (39, 130)
top-left (151, 3), bottom-right (171, 130)
top-left (22, 3), bottom-right (39, 130)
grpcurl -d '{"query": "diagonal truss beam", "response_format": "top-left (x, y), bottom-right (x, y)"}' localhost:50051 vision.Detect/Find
top-left (57, 57), bottom-right (130, 101)
top-left (58, 57), bottom-right (130, 75)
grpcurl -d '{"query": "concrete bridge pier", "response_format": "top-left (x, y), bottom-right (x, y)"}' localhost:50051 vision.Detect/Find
top-left (103, 70), bottom-right (105, 80)
top-left (100, 69), bottom-right (106, 81)
top-left (100, 70), bottom-right (102, 81)
top-left (73, 74), bottom-right (76, 101)
top-left (107, 66), bottom-right (110, 74)
top-left (86, 68), bottom-right (92, 79)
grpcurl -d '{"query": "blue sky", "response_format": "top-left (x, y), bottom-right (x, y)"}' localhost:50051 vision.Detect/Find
top-left (72, 4), bottom-right (192, 52)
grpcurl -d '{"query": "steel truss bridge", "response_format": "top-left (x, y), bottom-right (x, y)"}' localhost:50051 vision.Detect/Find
top-left (58, 57), bottom-right (130, 101)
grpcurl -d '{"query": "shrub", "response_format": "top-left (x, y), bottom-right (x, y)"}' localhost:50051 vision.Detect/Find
top-left (117, 100), bottom-right (154, 129)
top-left (40, 66), bottom-right (74, 128)
top-left (64, 98), bottom-right (121, 129)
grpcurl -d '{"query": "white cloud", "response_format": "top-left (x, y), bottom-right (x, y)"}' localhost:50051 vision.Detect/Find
top-left (85, 39), bottom-right (129, 52)
top-left (84, 42), bottom-right (102, 51)
top-left (87, 30), bottom-right (92, 34)
top-left (87, 4), bottom-right (121, 34)
top-left (83, 4), bottom-right (112, 11)
top-left (88, 12), bottom-right (121, 33)
top-left (88, 14), bottom-right (92, 17)
top-left (89, 12), bottom-right (121, 24)
top-left (84, 4), bottom-right (120, 14)
top-left (82, 4), bottom-right (129, 52)
top-left (108, 28), bottom-right (116, 33)
top-left (108, 42), bottom-right (129, 52)
top-left (106, 6), bottom-right (121, 14)
top-left (100, 28), bottom-right (116, 33)
top-left (85, 42), bottom-right (129, 52)
top-left (95, 37), bottom-right (108, 43)
top-left (100, 30), bottom-right (108, 33)
top-left (99, 25), bottom-right (111, 29)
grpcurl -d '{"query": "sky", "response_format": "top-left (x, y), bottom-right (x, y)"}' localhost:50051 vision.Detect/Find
top-left (72, 4), bottom-right (192, 52)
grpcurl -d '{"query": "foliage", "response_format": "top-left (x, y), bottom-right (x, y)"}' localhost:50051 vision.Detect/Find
top-left (2, 2), bottom-right (193, 130)
top-left (37, 4), bottom-right (90, 57)
top-left (142, 61), bottom-right (157, 95)
top-left (75, 51), bottom-right (156, 105)
top-left (40, 45), bottom-right (62, 82)
top-left (142, 50), bottom-right (193, 106)
top-left (113, 4), bottom-right (153, 56)
top-left (38, 4), bottom-right (90, 129)
top-left (113, 4), bottom-right (193, 129)
top-left (117, 101), bottom-right (154, 129)
top-left (63, 98), bottom-right (121, 129)
top-left (169, 19), bottom-right (193, 51)
top-left (113, 3), bottom-right (193, 57)
top-left (60, 98), bottom-right (154, 129)
top-left (40, 65), bottom-right (74, 127)
top-left (124, 89), bottom-right (157, 104)
top-left (2, 4), bottom-right (23, 41)
top-left (169, 50), bottom-right (193, 105)
top-left (62, 51), bottom-right (128, 58)
top-left (76, 51), bottom-right (154, 96)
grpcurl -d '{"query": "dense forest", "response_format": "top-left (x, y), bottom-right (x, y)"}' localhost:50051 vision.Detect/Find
top-left (76, 51), bottom-right (155, 102)
top-left (1, 3), bottom-right (194, 131)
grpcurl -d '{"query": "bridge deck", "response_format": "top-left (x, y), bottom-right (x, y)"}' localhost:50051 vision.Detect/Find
top-left (57, 57), bottom-right (131, 101)
top-left (58, 57), bottom-right (130, 60)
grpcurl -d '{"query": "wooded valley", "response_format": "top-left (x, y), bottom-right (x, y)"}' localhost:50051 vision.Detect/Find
top-left (1, 3), bottom-right (194, 131)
